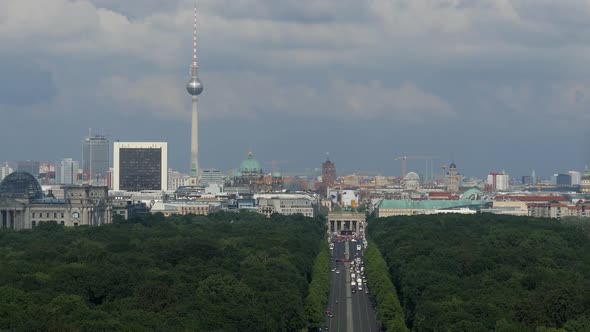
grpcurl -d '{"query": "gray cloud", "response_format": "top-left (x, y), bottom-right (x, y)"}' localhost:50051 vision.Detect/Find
top-left (0, 58), bottom-right (57, 106)
top-left (0, 0), bottom-right (588, 176)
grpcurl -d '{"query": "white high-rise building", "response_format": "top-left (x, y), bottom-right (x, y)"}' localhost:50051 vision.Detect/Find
top-left (487, 173), bottom-right (510, 191)
top-left (569, 171), bottom-right (581, 186)
top-left (113, 142), bottom-right (168, 192)
top-left (186, 5), bottom-right (204, 185)
top-left (58, 158), bottom-right (80, 185)
top-left (201, 169), bottom-right (224, 186)
top-left (168, 169), bottom-right (191, 191)
top-left (0, 164), bottom-right (13, 182)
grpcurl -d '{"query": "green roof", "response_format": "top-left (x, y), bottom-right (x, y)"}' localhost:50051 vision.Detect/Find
top-left (379, 200), bottom-right (489, 210)
top-left (461, 188), bottom-right (482, 200)
top-left (239, 152), bottom-right (262, 174)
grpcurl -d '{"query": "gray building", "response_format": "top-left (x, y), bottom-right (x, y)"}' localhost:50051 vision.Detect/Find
top-left (113, 142), bottom-right (168, 192)
top-left (201, 169), bottom-right (224, 186)
top-left (255, 193), bottom-right (319, 218)
top-left (552, 174), bottom-right (571, 186)
top-left (82, 135), bottom-right (109, 185)
top-left (58, 158), bottom-right (79, 185)
top-left (0, 172), bottom-right (112, 230)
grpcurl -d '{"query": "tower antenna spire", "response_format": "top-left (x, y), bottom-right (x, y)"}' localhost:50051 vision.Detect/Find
top-left (192, 3), bottom-right (198, 71)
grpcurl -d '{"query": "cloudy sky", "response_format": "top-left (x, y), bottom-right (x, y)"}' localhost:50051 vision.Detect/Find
top-left (1, 0), bottom-right (589, 178)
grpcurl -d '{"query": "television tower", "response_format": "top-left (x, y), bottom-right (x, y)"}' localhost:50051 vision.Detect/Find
top-left (186, 4), bottom-right (204, 184)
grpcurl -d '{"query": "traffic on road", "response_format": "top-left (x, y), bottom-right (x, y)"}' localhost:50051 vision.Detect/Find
top-left (323, 232), bottom-right (379, 331)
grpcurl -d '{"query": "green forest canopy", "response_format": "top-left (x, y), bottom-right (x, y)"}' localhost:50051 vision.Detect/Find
top-left (0, 212), bottom-right (325, 332)
top-left (368, 214), bottom-right (590, 332)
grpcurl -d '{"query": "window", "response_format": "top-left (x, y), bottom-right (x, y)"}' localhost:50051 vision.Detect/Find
top-left (60, 221), bottom-right (65, 226)
top-left (61, 213), bottom-right (64, 218)
top-left (32, 220), bottom-right (36, 227)
top-left (32, 212), bottom-right (35, 218)
top-left (54, 212), bottom-right (57, 218)
top-left (46, 213), bottom-right (50, 218)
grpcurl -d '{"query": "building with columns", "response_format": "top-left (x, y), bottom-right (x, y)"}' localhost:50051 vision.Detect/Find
top-left (0, 172), bottom-right (112, 230)
top-left (327, 211), bottom-right (366, 235)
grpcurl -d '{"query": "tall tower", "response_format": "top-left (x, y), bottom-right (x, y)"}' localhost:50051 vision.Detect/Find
top-left (186, 4), bottom-right (204, 184)
top-left (447, 162), bottom-right (459, 193)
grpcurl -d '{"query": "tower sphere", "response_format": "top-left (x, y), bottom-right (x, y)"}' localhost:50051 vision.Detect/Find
top-left (187, 78), bottom-right (204, 96)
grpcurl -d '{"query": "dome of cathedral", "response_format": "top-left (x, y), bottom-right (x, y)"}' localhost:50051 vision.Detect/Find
top-left (239, 151), bottom-right (263, 174)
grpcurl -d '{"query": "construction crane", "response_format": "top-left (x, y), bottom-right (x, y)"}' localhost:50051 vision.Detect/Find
top-left (264, 160), bottom-right (288, 174)
top-left (394, 155), bottom-right (439, 179)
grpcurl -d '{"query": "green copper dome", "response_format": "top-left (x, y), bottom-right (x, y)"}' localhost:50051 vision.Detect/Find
top-left (239, 151), bottom-right (263, 174)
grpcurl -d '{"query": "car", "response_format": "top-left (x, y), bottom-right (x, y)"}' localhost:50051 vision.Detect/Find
top-left (329, 313), bottom-right (334, 318)
top-left (335, 270), bottom-right (340, 274)
top-left (331, 267), bottom-right (336, 272)
top-left (365, 289), bottom-right (370, 294)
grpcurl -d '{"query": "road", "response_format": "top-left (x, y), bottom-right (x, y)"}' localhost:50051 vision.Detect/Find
top-left (325, 239), bottom-right (380, 331)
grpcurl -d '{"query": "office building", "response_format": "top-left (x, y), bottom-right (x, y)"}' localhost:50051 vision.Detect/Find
top-left (168, 169), bottom-right (191, 191)
top-left (58, 158), bottom-right (79, 185)
top-left (82, 135), bottom-right (109, 185)
top-left (487, 172), bottom-right (510, 191)
top-left (551, 174), bottom-right (571, 186)
top-left (569, 171), bottom-right (581, 186)
top-left (113, 142), bottom-right (168, 191)
top-left (201, 169), bottom-right (224, 186)
top-left (522, 176), bottom-right (534, 185)
top-left (0, 164), bottom-right (13, 182)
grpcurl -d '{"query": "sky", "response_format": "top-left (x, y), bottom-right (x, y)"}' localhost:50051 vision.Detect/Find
top-left (0, 0), bottom-right (589, 179)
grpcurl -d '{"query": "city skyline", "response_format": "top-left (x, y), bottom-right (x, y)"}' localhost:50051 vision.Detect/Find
top-left (0, 1), bottom-right (588, 177)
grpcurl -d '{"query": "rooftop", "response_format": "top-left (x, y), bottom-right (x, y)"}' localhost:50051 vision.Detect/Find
top-left (495, 195), bottom-right (568, 202)
top-left (379, 199), bottom-right (489, 210)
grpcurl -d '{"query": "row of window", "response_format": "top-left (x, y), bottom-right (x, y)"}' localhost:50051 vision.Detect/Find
top-left (32, 220), bottom-right (65, 227)
top-left (31, 212), bottom-right (65, 219)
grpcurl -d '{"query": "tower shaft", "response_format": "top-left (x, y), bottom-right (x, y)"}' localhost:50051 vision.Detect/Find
top-left (191, 96), bottom-right (199, 179)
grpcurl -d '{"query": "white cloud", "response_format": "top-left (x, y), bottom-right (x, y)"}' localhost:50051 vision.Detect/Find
top-left (96, 75), bottom-right (187, 118)
top-left (331, 81), bottom-right (455, 120)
